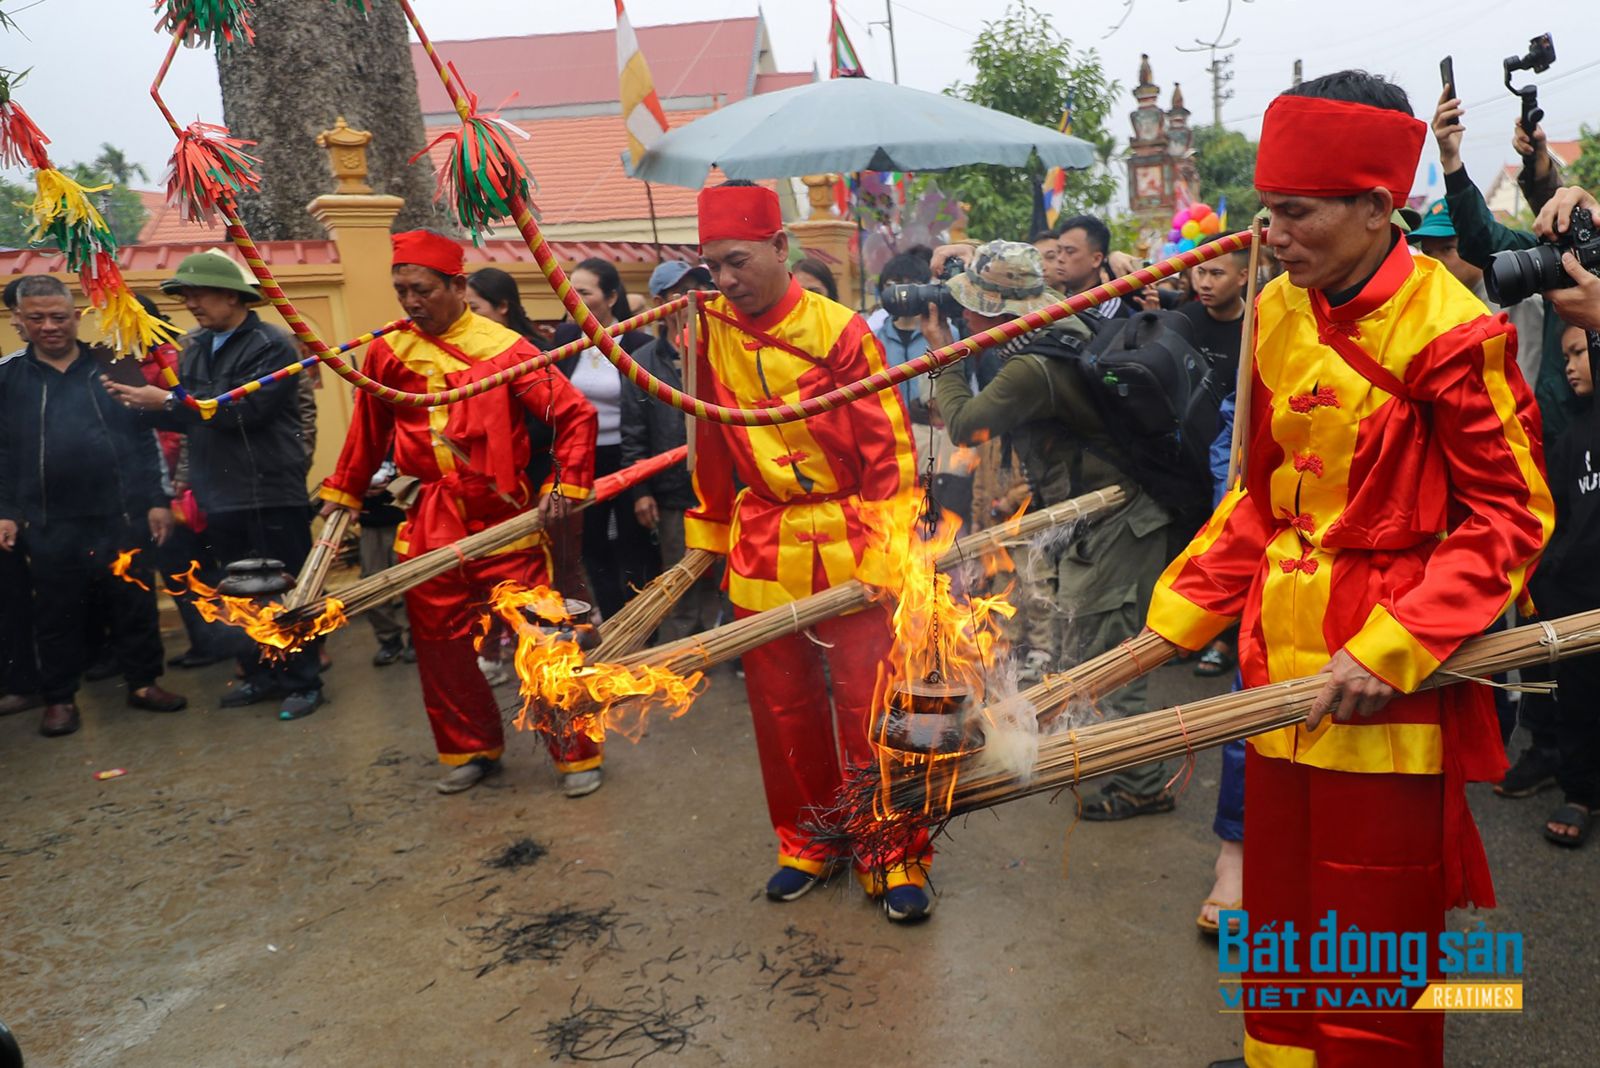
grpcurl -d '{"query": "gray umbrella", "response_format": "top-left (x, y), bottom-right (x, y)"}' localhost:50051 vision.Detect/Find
top-left (625, 77), bottom-right (1098, 189)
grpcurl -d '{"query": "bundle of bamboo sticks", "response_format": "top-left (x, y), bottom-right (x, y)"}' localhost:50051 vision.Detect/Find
top-left (591, 549), bottom-right (717, 661)
top-left (1030, 629), bottom-right (1177, 727)
top-left (876, 607), bottom-right (1600, 819)
top-left (281, 447), bottom-right (688, 625)
top-left (611, 486), bottom-right (1129, 677)
top-left (283, 508), bottom-right (353, 611)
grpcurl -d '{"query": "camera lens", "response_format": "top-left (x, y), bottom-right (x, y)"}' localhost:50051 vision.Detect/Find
top-left (1485, 245), bottom-right (1567, 305)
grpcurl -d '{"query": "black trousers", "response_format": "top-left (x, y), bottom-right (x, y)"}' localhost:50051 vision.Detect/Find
top-left (0, 541), bottom-right (40, 694)
top-left (157, 522), bottom-right (228, 658)
top-left (581, 444), bottom-right (661, 618)
top-left (27, 518), bottom-right (165, 703)
top-left (1555, 651), bottom-right (1600, 809)
top-left (202, 505), bottom-right (322, 695)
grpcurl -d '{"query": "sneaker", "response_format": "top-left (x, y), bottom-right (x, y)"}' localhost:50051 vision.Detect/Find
top-left (562, 768), bottom-right (604, 798)
top-left (1496, 746), bottom-right (1560, 798)
top-left (765, 867), bottom-right (821, 902)
top-left (278, 690), bottom-right (325, 721)
top-left (372, 637), bottom-right (406, 667)
top-left (1016, 649), bottom-right (1053, 686)
top-left (478, 656), bottom-right (512, 687)
top-left (0, 693), bottom-right (43, 716)
top-left (219, 680), bottom-right (284, 708)
top-left (436, 756), bottom-right (500, 795)
top-left (883, 883), bottom-right (934, 924)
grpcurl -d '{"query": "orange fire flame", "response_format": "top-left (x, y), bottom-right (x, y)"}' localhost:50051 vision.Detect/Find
top-left (485, 582), bottom-right (705, 747)
top-left (113, 551), bottom-right (347, 657)
top-left (111, 549), bottom-right (151, 591)
top-left (862, 495), bottom-right (1017, 819)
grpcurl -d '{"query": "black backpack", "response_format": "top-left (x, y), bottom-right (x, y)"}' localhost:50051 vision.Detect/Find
top-left (1071, 309), bottom-right (1227, 515)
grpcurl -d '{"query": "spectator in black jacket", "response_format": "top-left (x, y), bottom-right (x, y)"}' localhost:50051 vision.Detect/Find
top-left (0, 276), bottom-right (43, 718)
top-left (620, 261), bottom-right (721, 641)
top-left (0, 276), bottom-right (187, 737)
top-left (102, 251), bottom-right (323, 721)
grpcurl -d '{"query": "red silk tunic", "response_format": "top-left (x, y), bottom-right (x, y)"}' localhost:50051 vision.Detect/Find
top-left (1147, 240), bottom-right (1553, 906)
top-left (319, 310), bottom-right (597, 557)
top-left (684, 279), bottom-right (917, 611)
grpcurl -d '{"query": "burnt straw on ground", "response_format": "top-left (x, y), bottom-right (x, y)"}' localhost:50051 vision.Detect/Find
top-left (797, 763), bottom-right (943, 873)
top-left (483, 837), bottom-right (549, 871)
top-left (539, 989), bottom-right (711, 1065)
top-left (467, 904), bottom-right (621, 977)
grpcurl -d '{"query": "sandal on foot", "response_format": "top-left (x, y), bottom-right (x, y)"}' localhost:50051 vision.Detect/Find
top-left (1194, 644), bottom-right (1234, 678)
top-left (1196, 898), bottom-right (1242, 936)
top-left (1081, 787), bottom-right (1176, 822)
top-left (1543, 803), bottom-right (1592, 848)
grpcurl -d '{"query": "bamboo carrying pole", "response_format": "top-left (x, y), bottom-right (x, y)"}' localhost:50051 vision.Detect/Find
top-left (1225, 214), bottom-right (1266, 488)
top-left (612, 486), bottom-right (1129, 677)
top-left (283, 508), bottom-right (352, 611)
top-left (591, 548), bottom-right (717, 661)
top-left (876, 608), bottom-right (1600, 819)
top-left (281, 447), bottom-right (689, 625)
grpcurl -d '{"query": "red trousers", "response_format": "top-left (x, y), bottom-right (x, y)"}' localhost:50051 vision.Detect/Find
top-left (404, 546), bottom-right (601, 772)
top-left (736, 601), bottom-right (930, 890)
top-left (1242, 748), bottom-right (1445, 1068)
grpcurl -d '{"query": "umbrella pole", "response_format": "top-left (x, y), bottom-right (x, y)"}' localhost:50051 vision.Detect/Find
top-left (645, 181), bottom-right (663, 258)
top-left (855, 171), bottom-right (867, 311)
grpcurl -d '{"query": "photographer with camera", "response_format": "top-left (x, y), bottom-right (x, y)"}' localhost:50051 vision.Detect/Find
top-left (1433, 89), bottom-right (1579, 437)
top-left (1530, 185), bottom-right (1600, 333)
top-left (922, 241), bottom-right (1178, 820)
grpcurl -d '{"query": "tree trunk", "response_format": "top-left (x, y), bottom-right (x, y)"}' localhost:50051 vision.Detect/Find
top-left (215, 0), bottom-right (444, 239)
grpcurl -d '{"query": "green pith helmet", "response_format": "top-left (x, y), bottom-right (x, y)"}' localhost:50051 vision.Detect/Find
top-left (160, 249), bottom-right (263, 303)
top-left (945, 240), bottom-right (1065, 317)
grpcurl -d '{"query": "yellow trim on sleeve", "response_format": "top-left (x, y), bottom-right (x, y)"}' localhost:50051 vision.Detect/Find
top-left (318, 486), bottom-right (363, 510)
top-left (1146, 584), bottom-right (1235, 653)
top-left (543, 480), bottom-right (592, 501)
top-left (1242, 1032), bottom-right (1317, 1068)
top-left (684, 515), bottom-right (731, 555)
top-left (1343, 602), bottom-right (1441, 694)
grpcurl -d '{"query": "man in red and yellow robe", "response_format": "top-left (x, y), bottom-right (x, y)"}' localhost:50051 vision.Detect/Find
top-left (686, 182), bottom-right (931, 921)
top-left (320, 231), bottom-right (598, 795)
top-left (1146, 80), bottom-right (1551, 1066)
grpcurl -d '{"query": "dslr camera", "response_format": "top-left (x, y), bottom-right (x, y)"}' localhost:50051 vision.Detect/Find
top-left (1485, 205), bottom-right (1600, 305)
top-left (880, 255), bottom-right (967, 320)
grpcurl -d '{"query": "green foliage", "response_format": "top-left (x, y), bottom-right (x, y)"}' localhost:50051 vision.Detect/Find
top-left (1566, 124), bottom-right (1600, 198)
top-left (1192, 124), bottom-right (1260, 229)
top-left (0, 172), bottom-right (31, 248)
top-left (935, 1), bottom-right (1119, 240)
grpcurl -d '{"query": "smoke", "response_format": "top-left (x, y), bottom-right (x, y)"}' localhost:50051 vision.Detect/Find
top-left (970, 655), bottom-right (1041, 781)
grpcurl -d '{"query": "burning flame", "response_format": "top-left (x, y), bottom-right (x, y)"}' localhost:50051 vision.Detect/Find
top-left (485, 582), bottom-right (705, 747)
top-left (113, 551), bottom-right (347, 656)
top-left (861, 495), bottom-right (1017, 820)
top-left (111, 549), bottom-right (151, 591)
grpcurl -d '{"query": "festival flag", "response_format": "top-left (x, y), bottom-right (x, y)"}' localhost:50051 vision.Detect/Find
top-left (1216, 194), bottom-right (1228, 229)
top-left (1041, 94), bottom-right (1074, 228)
top-left (829, 0), bottom-right (866, 79)
top-left (615, 0), bottom-right (670, 167)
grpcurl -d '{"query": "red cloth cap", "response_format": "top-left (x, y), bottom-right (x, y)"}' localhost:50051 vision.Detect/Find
top-left (698, 184), bottom-right (783, 245)
top-left (1254, 95), bottom-right (1427, 207)
top-left (391, 230), bottom-right (464, 277)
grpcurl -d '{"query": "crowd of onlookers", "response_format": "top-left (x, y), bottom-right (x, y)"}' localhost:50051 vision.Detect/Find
top-left (4, 88), bottom-right (1600, 892)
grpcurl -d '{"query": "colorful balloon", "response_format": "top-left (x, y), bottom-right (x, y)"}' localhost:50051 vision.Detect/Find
top-left (1191, 203), bottom-right (1214, 220)
top-left (1177, 237), bottom-right (1196, 252)
top-left (1199, 214), bottom-right (1221, 235)
top-left (1181, 220), bottom-right (1201, 240)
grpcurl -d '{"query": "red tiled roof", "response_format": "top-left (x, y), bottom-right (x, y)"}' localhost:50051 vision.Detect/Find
top-left (1550, 140), bottom-right (1582, 167)
top-left (135, 189), bottom-right (225, 245)
top-left (412, 17), bottom-right (765, 116)
top-left (0, 236), bottom-right (694, 277)
top-left (424, 110), bottom-right (714, 226)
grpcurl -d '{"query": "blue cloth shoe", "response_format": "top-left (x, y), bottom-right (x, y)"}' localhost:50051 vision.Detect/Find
top-left (883, 883), bottom-right (933, 923)
top-left (765, 867), bottom-right (821, 902)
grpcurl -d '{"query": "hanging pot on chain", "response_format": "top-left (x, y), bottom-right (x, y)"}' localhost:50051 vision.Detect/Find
top-left (874, 677), bottom-right (982, 756)
top-left (215, 558), bottom-right (296, 598)
top-left (521, 597), bottom-right (600, 652)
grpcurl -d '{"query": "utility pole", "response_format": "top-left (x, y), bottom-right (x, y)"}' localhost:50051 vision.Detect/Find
top-left (1177, 0), bottom-right (1249, 127)
top-left (869, 1), bottom-right (901, 84)
top-left (1292, 58), bottom-right (1303, 88)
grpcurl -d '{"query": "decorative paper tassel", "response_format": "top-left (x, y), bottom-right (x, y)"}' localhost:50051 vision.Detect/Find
top-left (412, 83), bottom-right (533, 242)
top-left (81, 253), bottom-right (180, 355)
top-left (156, 0), bottom-right (255, 50)
top-left (166, 121), bottom-right (261, 223)
top-left (29, 168), bottom-right (118, 271)
top-left (0, 96), bottom-right (51, 171)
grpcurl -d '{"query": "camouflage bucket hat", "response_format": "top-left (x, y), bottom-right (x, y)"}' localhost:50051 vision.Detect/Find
top-left (946, 240), bottom-right (1065, 317)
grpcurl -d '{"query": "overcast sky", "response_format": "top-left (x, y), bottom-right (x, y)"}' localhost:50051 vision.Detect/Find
top-left (3, 0), bottom-right (1596, 204)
